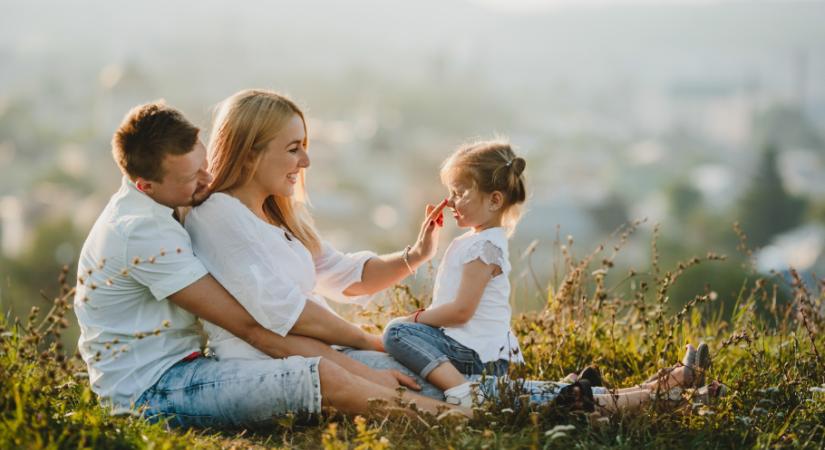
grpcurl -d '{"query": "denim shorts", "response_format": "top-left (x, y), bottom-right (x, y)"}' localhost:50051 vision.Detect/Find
top-left (383, 322), bottom-right (509, 379)
top-left (135, 354), bottom-right (322, 428)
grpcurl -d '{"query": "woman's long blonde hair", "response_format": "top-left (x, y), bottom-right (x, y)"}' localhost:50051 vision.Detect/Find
top-left (208, 89), bottom-right (321, 255)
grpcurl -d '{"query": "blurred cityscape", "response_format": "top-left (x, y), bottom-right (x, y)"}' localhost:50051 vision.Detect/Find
top-left (1, 0), bottom-right (824, 333)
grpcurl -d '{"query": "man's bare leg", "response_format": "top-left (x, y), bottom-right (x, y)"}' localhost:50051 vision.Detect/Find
top-left (318, 359), bottom-right (471, 417)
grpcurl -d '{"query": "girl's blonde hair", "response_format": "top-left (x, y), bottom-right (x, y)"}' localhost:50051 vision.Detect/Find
top-left (208, 89), bottom-right (321, 255)
top-left (440, 139), bottom-right (527, 233)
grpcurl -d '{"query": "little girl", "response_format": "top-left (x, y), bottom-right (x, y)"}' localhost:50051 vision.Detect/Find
top-left (383, 140), bottom-right (527, 407)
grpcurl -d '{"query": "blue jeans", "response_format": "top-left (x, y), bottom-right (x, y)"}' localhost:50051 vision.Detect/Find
top-left (343, 348), bottom-right (603, 406)
top-left (136, 354), bottom-right (321, 428)
top-left (382, 322), bottom-right (509, 379)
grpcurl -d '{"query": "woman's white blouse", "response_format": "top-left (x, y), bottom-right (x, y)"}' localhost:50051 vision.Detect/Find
top-left (431, 227), bottom-right (524, 364)
top-left (184, 193), bottom-right (376, 360)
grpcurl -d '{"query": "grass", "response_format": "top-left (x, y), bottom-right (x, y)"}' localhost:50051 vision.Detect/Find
top-left (1, 222), bottom-right (823, 449)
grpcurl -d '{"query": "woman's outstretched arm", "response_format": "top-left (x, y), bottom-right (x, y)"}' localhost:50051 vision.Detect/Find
top-left (344, 199), bottom-right (448, 296)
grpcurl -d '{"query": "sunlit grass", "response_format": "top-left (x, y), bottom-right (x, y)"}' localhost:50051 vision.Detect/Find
top-left (1, 224), bottom-right (823, 449)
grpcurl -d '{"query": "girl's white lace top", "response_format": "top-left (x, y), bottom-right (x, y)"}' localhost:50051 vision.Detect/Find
top-left (431, 227), bottom-right (524, 364)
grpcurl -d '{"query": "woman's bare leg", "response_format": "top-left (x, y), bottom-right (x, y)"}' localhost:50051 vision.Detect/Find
top-left (594, 390), bottom-right (651, 415)
top-left (600, 366), bottom-right (690, 395)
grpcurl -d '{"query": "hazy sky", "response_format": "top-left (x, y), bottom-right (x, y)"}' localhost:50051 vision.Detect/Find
top-left (468, 0), bottom-right (797, 12)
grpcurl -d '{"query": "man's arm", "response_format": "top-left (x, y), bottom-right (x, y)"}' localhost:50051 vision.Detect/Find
top-left (167, 274), bottom-right (418, 390)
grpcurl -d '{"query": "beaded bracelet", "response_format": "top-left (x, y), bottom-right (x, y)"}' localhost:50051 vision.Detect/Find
top-left (402, 245), bottom-right (415, 276)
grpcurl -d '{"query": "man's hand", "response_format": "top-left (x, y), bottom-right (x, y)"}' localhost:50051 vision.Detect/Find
top-left (371, 369), bottom-right (421, 391)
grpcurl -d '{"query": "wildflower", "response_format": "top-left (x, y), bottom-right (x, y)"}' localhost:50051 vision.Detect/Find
top-left (545, 424), bottom-right (575, 441)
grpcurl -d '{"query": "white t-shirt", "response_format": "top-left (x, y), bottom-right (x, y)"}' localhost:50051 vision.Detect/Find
top-left (431, 227), bottom-right (524, 364)
top-left (184, 192), bottom-right (376, 360)
top-left (74, 177), bottom-right (209, 413)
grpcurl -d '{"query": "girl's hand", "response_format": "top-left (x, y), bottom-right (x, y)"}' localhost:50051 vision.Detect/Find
top-left (411, 198), bottom-right (448, 264)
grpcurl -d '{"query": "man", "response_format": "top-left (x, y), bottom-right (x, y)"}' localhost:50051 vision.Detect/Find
top-left (73, 101), bottom-right (460, 427)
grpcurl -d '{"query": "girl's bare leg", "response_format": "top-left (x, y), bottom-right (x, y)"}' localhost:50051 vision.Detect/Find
top-left (426, 362), bottom-right (468, 391)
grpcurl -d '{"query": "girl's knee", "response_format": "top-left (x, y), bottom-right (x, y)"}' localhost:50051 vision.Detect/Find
top-left (382, 322), bottom-right (410, 345)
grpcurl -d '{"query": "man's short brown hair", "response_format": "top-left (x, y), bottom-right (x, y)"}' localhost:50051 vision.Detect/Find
top-left (112, 101), bottom-right (199, 181)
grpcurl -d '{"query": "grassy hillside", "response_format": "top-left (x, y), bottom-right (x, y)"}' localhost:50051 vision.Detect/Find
top-left (1, 225), bottom-right (823, 449)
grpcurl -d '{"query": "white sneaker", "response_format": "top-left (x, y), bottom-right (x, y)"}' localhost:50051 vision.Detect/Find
top-left (445, 393), bottom-right (473, 408)
top-left (444, 382), bottom-right (483, 408)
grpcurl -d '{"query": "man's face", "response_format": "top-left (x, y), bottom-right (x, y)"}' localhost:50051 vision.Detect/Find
top-left (137, 141), bottom-right (212, 209)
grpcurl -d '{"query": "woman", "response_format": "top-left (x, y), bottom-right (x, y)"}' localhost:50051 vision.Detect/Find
top-left (185, 89), bottom-right (725, 414)
top-left (185, 89), bottom-right (447, 391)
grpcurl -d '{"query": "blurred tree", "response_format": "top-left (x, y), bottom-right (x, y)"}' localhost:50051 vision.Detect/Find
top-left (667, 180), bottom-right (702, 221)
top-left (587, 193), bottom-right (629, 235)
top-left (0, 217), bottom-right (82, 316)
top-left (753, 105), bottom-right (823, 151)
top-left (737, 144), bottom-right (807, 248)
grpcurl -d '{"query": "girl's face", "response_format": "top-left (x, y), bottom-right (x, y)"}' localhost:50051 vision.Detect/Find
top-left (445, 176), bottom-right (502, 231)
top-left (251, 114), bottom-right (308, 198)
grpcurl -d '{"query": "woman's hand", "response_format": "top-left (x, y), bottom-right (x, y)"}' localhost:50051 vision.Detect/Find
top-left (410, 198), bottom-right (448, 265)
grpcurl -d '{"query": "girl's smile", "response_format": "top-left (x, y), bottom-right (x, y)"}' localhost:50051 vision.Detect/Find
top-left (445, 177), bottom-right (503, 232)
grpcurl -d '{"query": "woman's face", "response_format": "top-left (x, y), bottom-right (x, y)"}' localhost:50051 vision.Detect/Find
top-left (251, 114), bottom-right (309, 198)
